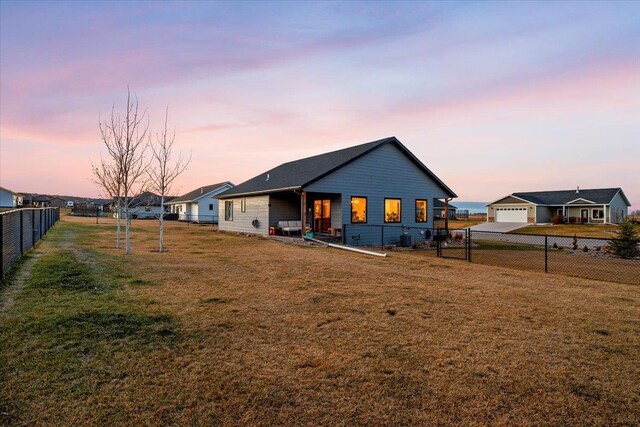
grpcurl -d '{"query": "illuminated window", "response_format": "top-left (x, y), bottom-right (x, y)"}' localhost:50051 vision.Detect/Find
top-left (351, 197), bottom-right (367, 223)
top-left (241, 198), bottom-right (247, 213)
top-left (415, 200), bottom-right (427, 222)
top-left (224, 201), bottom-right (233, 221)
top-left (384, 198), bottom-right (401, 223)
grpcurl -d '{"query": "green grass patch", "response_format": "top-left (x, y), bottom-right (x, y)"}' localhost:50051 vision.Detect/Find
top-left (29, 250), bottom-right (103, 292)
top-left (474, 240), bottom-right (542, 251)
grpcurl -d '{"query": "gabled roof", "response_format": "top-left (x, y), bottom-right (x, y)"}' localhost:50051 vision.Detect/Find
top-left (0, 185), bottom-right (21, 196)
top-left (499, 188), bottom-right (629, 206)
top-left (128, 191), bottom-right (175, 207)
top-left (219, 137), bottom-right (456, 198)
top-left (167, 181), bottom-right (233, 204)
top-left (434, 199), bottom-right (457, 209)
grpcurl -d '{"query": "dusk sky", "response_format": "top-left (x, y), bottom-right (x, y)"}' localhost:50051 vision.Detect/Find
top-left (1, 1), bottom-right (638, 208)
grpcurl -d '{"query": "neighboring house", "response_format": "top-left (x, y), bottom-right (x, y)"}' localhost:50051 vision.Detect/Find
top-left (166, 182), bottom-right (234, 223)
top-left (49, 197), bottom-right (68, 209)
top-left (486, 187), bottom-right (630, 224)
top-left (433, 199), bottom-right (457, 219)
top-left (20, 193), bottom-right (50, 207)
top-left (217, 136), bottom-right (456, 246)
top-left (0, 186), bottom-right (23, 208)
top-left (123, 191), bottom-right (174, 219)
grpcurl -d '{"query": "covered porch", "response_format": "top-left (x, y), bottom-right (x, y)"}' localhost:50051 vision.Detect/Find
top-left (552, 205), bottom-right (608, 224)
top-left (268, 191), bottom-right (343, 237)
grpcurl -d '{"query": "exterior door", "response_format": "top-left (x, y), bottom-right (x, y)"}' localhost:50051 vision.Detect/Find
top-left (580, 209), bottom-right (589, 223)
top-left (313, 200), bottom-right (331, 232)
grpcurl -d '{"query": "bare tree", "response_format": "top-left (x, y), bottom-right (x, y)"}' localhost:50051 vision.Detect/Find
top-left (94, 88), bottom-right (149, 255)
top-left (148, 107), bottom-right (191, 252)
top-left (119, 89), bottom-right (150, 254)
top-left (91, 155), bottom-right (123, 248)
top-left (92, 106), bottom-right (124, 248)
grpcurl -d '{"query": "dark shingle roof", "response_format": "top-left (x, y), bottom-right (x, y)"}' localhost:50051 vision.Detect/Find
top-left (168, 182), bottom-right (233, 203)
top-left (219, 137), bottom-right (456, 198)
top-left (512, 188), bottom-right (628, 205)
top-left (129, 192), bottom-right (175, 207)
top-left (434, 199), bottom-right (457, 209)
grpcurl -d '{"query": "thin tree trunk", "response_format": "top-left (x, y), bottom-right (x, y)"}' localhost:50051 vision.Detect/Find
top-left (124, 197), bottom-right (131, 255)
top-left (159, 196), bottom-right (164, 252)
top-left (116, 209), bottom-right (121, 249)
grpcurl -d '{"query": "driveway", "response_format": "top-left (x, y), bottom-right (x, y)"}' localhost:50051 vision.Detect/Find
top-left (469, 222), bottom-right (528, 232)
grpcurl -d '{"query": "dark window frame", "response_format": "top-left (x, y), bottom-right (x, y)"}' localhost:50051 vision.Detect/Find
top-left (384, 198), bottom-right (402, 223)
top-left (350, 196), bottom-right (368, 224)
top-left (415, 199), bottom-right (428, 222)
top-left (224, 201), bottom-right (233, 221)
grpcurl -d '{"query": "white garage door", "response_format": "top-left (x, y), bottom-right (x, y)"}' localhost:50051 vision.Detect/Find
top-left (495, 207), bottom-right (528, 222)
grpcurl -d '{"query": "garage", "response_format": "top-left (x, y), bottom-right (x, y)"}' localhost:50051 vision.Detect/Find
top-left (495, 207), bottom-right (528, 223)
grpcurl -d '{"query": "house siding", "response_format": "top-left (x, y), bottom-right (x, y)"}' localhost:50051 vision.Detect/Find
top-left (609, 192), bottom-right (628, 223)
top-left (304, 143), bottom-right (449, 245)
top-left (0, 189), bottom-right (16, 208)
top-left (218, 195), bottom-right (269, 235)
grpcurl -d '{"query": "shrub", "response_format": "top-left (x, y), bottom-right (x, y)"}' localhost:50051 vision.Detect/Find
top-left (551, 214), bottom-right (564, 225)
top-left (552, 242), bottom-right (558, 249)
top-left (607, 218), bottom-right (640, 259)
top-left (583, 245), bottom-right (589, 252)
top-left (572, 235), bottom-right (578, 250)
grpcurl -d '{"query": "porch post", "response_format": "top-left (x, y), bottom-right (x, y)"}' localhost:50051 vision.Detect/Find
top-left (301, 191), bottom-right (307, 234)
top-left (444, 198), bottom-right (451, 232)
top-left (603, 204), bottom-right (607, 224)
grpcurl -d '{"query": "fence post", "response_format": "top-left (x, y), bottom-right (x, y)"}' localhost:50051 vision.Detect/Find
top-left (19, 210), bottom-right (24, 255)
top-left (39, 209), bottom-right (43, 240)
top-left (544, 235), bottom-right (548, 273)
top-left (342, 224), bottom-right (346, 244)
top-left (468, 229), bottom-right (472, 262)
top-left (32, 209), bottom-right (36, 248)
top-left (0, 214), bottom-right (4, 277)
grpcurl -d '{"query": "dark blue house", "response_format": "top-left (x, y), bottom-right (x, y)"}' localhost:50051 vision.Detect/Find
top-left (217, 137), bottom-right (456, 246)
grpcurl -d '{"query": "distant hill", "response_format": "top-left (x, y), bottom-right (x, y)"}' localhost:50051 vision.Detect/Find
top-left (452, 201), bottom-right (487, 214)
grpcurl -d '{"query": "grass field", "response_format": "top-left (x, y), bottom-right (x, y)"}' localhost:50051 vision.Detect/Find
top-left (512, 223), bottom-right (640, 238)
top-left (1, 217), bottom-right (639, 425)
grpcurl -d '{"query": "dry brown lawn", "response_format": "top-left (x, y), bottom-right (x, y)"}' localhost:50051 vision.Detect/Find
top-left (1, 216), bottom-right (639, 426)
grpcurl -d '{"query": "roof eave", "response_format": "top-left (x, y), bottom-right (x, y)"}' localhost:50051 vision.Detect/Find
top-left (486, 194), bottom-right (536, 206)
top-left (217, 186), bottom-right (302, 199)
top-left (300, 137), bottom-right (457, 198)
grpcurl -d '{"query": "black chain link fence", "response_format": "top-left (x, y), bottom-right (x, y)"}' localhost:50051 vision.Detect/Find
top-left (1, 208), bottom-right (60, 278)
top-left (337, 224), bottom-right (639, 284)
top-left (437, 229), bottom-right (639, 285)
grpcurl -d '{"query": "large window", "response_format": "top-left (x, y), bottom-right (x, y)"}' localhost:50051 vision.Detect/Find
top-left (415, 199), bottom-right (428, 222)
top-left (351, 196), bottom-right (367, 223)
top-left (592, 208), bottom-right (604, 219)
top-left (384, 198), bottom-right (401, 223)
top-left (224, 201), bottom-right (233, 221)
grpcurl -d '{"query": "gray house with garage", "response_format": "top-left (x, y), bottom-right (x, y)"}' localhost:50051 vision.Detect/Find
top-left (487, 187), bottom-right (630, 224)
top-left (217, 137), bottom-right (456, 246)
